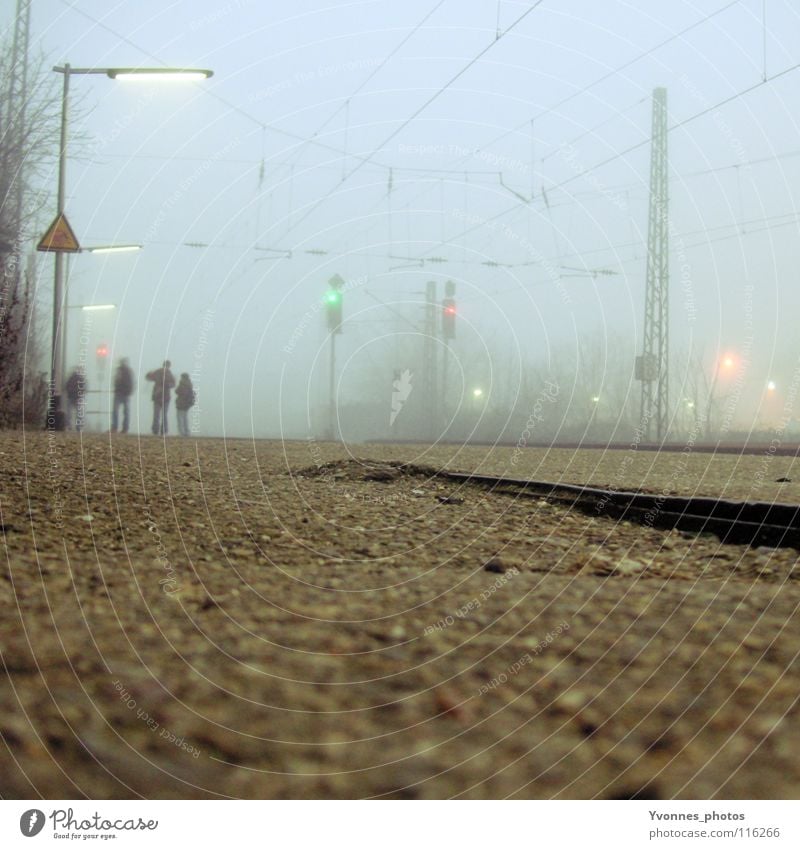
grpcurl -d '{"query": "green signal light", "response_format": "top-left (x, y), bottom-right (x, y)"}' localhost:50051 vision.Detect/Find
top-left (325, 290), bottom-right (342, 305)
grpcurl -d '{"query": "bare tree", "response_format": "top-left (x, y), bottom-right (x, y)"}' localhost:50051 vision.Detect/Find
top-left (0, 44), bottom-right (61, 426)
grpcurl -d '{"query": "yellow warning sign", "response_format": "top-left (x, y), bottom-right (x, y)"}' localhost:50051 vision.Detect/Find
top-left (37, 213), bottom-right (80, 253)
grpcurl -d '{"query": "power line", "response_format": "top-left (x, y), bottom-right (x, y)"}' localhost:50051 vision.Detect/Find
top-left (469, 0), bottom-right (743, 168)
top-left (323, 1), bottom-right (746, 270)
top-left (257, 142), bottom-right (800, 263)
top-left (93, 150), bottom-right (514, 180)
top-left (540, 96), bottom-right (648, 163)
top-left (458, 209), bottom-right (800, 304)
top-left (419, 55), bottom-right (800, 260)
top-left (304, 0), bottom-right (448, 144)
top-left (56, 0), bottom-right (393, 171)
top-left (548, 58), bottom-right (800, 194)
top-left (249, 0), bottom-right (451, 178)
top-left (136, 207), bottom-right (800, 271)
top-left (275, 0), bottom-right (548, 242)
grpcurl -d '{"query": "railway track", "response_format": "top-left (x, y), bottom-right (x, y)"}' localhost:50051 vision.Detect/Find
top-left (366, 438), bottom-right (800, 457)
top-left (432, 469), bottom-right (800, 550)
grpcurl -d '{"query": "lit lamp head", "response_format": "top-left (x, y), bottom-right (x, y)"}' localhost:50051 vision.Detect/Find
top-left (106, 68), bottom-right (213, 81)
top-left (85, 244), bottom-right (141, 255)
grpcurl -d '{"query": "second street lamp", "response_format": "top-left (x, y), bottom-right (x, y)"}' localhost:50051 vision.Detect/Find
top-left (61, 245), bottom-right (141, 387)
top-left (46, 64), bottom-right (213, 424)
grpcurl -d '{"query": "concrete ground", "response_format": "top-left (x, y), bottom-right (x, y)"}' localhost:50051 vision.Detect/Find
top-left (0, 432), bottom-right (798, 798)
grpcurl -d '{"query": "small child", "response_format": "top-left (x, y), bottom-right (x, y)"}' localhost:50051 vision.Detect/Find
top-left (174, 373), bottom-right (195, 437)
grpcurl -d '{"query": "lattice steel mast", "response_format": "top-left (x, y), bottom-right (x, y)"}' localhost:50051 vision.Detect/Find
top-left (638, 87), bottom-right (669, 442)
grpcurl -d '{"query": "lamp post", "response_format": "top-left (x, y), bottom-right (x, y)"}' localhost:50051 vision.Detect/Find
top-left (48, 64), bottom-right (213, 419)
top-left (63, 304), bottom-right (117, 431)
top-left (704, 352), bottom-right (737, 440)
top-left (62, 245), bottom-right (140, 387)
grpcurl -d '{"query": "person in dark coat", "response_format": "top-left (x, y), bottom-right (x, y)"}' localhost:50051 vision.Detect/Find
top-left (174, 373), bottom-right (195, 437)
top-left (64, 366), bottom-right (87, 432)
top-left (145, 360), bottom-right (176, 436)
top-left (111, 358), bottom-right (135, 434)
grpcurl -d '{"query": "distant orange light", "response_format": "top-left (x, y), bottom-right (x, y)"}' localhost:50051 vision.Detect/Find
top-left (722, 355), bottom-right (735, 369)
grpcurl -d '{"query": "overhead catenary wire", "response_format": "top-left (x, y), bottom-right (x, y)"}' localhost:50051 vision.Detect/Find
top-left (465, 0), bottom-right (743, 168)
top-left (304, 0), bottom-right (448, 144)
top-left (547, 58), bottom-right (800, 195)
top-left (56, 0), bottom-right (751, 213)
top-left (143, 207), bottom-right (800, 274)
top-left (59, 0), bottom-right (800, 313)
top-left (56, 0), bottom-right (394, 172)
top-left (96, 142), bottom-right (800, 232)
top-left (61, 0), bottom-right (755, 232)
top-left (539, 96), bottom-right (648, 163)
top-left (265, 0), bottom-right (450, 180)
top-left (413, 56), bottom-right (800, 263)
top-left (273, 0), bottom-right (549, 243)
top-left (316, 0), bottom-right (748, 273)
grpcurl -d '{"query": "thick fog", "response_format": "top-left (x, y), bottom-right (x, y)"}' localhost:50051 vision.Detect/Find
top-left (14, 0), bottom-right (800, 442)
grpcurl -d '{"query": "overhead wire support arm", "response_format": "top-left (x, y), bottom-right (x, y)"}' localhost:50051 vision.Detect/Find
top-left (498, 172), bottom-right (531, 203)
top-left (560, 265), bottom-right (619, 279)
top-left (277, 0), bottom-right (548, 242)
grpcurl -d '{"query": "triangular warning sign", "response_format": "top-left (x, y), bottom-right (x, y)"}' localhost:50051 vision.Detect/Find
top-left (37, 213), bottom-right (80, 253)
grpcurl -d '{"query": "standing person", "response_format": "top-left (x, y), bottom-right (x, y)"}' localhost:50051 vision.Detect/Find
top-left (174, 373), bottom-right (195, 437)
top-left (64, 366), bottom-right (87, 432)
top-left (145, 360), bottom-right (175, 436)
top-left (111, 357), bottom-right (135, 434)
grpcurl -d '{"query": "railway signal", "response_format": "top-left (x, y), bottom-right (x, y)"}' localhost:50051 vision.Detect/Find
top-left (325, 274), bottom-right (344, 334)
top-left (442, 280), bottom-right (456, 339)
top-left (325, 273), bottom-right (346, 441)
top-left (442, 299), bottom-right (456, 338)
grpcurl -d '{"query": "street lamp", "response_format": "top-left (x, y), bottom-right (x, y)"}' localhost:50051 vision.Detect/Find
top-left (47, 64), bottom-right (212, 421)
top-left (705, 352), bottom-right (738, 439)
top-left (84, 245), bottom-right (142, 255)
top-left (75, 304), bottom-right (115, 312)
top-left (62, 299), bottom-right (117, 402)
top-left (62, 244), bottom-right (141, 388)
top-left (105, 68), bottom-right (213, 81)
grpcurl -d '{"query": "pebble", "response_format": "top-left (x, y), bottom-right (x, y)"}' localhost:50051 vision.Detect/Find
top-left (2, 433), bottom-right (799, 800)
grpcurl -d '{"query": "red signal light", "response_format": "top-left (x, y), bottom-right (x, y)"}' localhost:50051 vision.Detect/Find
top-left (442, 298), bottom-right (456, 338)
top-left (96, 344), bottom-right (109, 358)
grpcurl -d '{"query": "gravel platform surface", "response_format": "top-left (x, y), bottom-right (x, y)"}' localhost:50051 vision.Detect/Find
top-left (1, 432), bottom-right (798, 799)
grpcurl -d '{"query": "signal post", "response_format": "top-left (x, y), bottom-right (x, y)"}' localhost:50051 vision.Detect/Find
top-left (325, 274), bottom-right (344, 441)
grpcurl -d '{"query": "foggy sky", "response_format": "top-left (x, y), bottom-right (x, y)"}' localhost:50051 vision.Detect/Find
top-left (8, 0), bottom-right (800, 439)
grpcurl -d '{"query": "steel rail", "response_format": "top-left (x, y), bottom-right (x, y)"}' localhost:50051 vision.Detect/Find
top-left (366, 438), bottom-right (800, 457)
top-left (433, 470), bottom-right (800, 550)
